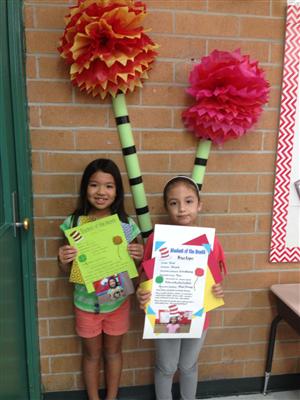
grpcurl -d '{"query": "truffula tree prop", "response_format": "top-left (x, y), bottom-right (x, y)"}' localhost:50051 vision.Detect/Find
top-left (182, 49), bottom-right (270, 190)
top-left (58, 0), bottom-right (158, 238)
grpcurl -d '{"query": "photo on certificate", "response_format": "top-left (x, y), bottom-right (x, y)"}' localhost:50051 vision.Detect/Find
top-left (153, 308), bottom-right (193, 334)
top-left (93, 271), bottom-right (134, 304)
top-left (143, 224), bottom-right (215, 339)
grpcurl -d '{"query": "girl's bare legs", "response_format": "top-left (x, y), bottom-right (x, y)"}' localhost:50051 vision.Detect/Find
top-left (82, 335), bottom-right (102, 400)
top-left (103, 333), bottom-right (124, 400)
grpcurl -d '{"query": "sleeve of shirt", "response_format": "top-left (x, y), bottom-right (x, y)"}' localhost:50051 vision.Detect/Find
top-left (128, 217), bottom-right (141, 242)
top-left (142, 232), bottom-right (154, 262)
top-left (138, 233), bottom-right (154, 279)
top-left (59, 215), bottom-right (73, 232)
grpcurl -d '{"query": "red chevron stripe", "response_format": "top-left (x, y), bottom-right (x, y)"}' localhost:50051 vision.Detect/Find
top-left (270, 4), bottom-right (300, 262)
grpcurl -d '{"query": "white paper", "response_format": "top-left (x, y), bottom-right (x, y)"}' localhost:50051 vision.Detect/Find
top-left (143, 224), bottom-right (215, 339)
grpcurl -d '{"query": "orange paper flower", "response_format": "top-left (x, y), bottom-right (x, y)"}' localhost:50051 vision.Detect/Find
top-left (58, 0), bottom-right (158, 99)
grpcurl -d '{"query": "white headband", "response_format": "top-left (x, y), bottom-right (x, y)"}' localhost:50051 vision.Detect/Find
top-left (164, 175), bottom-right (200, 194)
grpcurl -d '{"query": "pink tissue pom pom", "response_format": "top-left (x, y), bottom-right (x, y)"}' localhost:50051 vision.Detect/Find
top-left (182, 49), bottom-right (270, 144)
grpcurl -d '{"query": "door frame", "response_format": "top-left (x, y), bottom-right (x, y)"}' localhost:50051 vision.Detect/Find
top-left (7, 1), bottom-right (41, 398)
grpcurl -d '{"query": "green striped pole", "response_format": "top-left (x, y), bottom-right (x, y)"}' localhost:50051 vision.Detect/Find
top-left (112, 93), bottom-right (153, 239)
top-left (191, 139), bottom-right (212, 191)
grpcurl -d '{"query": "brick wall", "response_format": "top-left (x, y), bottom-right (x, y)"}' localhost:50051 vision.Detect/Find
top-left (24, 0), bottom-right (300, 393)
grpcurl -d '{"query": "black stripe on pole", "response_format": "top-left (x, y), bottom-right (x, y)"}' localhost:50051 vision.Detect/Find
top-left (141, 228), bottom-right (153, 238)
top-left (116, 115), bottom-right (130, 125)
top-left (136, 205), bottom-right (149, 215)
top-left (122, 145), bottom-right (136, 156)
top-left (129, 176), bottom-right (143, 186)
top-left (194, 157), bottom-right (207, 166)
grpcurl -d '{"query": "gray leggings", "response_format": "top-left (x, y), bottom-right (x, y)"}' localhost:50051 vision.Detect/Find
top-left (154, 332), bottom-right (206, 400)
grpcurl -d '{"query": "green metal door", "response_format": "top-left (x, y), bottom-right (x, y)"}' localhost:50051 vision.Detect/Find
top-left (0, 1), bottom-right (41, 399)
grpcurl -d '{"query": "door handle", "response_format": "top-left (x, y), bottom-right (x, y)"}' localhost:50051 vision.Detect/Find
top-left (12, 191), bottom-right (30, 236)
top-left (15, 218), bottom-right (30, 230)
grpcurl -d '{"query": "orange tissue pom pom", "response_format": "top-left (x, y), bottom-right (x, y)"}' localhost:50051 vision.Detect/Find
top-left (58, 0), bottom-right (159, 99)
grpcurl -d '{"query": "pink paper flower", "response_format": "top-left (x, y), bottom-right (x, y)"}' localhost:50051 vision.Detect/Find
top-left (182, 49), bottom-right (270, 144)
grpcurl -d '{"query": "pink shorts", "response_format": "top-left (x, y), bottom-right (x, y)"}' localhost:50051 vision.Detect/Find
top-left (75, 298), bottom-right (130, 338)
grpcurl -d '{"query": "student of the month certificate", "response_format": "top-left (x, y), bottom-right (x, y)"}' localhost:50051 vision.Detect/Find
top-left (143, 224), bottom-right (216, 339)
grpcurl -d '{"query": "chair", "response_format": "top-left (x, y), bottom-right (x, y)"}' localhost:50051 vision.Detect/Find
top-left (263, 283), bottom-right (300, 395)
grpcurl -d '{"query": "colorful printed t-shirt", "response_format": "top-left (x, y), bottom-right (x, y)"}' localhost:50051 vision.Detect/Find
top-left (60, 215), bottom-right (140, 314)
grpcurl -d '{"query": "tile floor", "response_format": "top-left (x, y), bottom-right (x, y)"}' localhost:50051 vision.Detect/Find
top-left (206, 390), bottom-right (300, 400)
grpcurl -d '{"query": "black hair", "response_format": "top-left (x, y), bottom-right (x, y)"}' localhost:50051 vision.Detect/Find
top-left (108, 277), bottom-right (118, 288)
top-left (163, 176), bottom-right (200, 208)
top-left (71, 158), bottom-right (128, 226)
